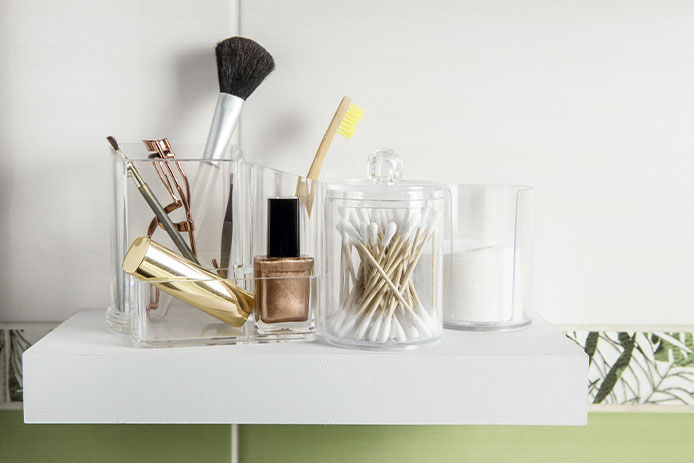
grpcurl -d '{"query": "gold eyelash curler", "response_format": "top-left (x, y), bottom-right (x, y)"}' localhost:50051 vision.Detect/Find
top-left (141, 138), bottom-right (198, 311)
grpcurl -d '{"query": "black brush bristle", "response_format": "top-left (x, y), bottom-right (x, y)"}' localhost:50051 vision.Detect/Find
top-left (106, 136), bottom-right (119, 151)
top-left (216, 37), bottom-right (275, 100)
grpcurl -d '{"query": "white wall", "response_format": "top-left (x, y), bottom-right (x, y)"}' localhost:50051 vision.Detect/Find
top-left (1, 0), bottom-right (692, 325)
top-left (0, 0), bottom-right (236, 321)
top-left (240, 0), bottom-right (694, 325)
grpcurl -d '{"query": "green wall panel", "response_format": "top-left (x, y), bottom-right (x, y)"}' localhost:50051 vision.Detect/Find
top-left (2, 411), bottom-right (693, 462)
top-left (0, 410), bottom-right (231, 463)
top-left (241, 413), bottom-right (694, 463)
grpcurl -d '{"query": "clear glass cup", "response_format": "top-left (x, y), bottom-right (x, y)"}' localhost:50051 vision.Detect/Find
top-left (443, 184), bottom-right (534, 330)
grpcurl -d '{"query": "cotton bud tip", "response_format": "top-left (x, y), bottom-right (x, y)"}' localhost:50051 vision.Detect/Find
top-left (349, 208), bottom-right (361, 229)
top-left (383, 221), bottom-right (397, 247)
top-left (359, 208), bottom-right (370, 224)
top-left (368, 222), bottom-right (378, 245)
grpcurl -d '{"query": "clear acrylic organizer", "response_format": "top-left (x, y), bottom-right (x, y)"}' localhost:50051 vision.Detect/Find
top-left (108, 142), bottom-right (242, 334)
top-left (131, 273), bottom-right (319, 347)
top-left (443, 184), bottom-right (534, 330)
top-left (108, 141), bottom-right (321, 345)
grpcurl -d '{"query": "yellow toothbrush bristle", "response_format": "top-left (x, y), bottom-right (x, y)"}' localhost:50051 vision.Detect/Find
top-left (337, 103), bottom-right (364, 139)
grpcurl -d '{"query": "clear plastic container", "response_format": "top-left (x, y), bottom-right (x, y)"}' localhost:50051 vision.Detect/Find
top-left (108, 140), bottom-right (321, 344)
top-left (108, 142), bottom-right (242, 334)
top-left (240, 161), bottom-right (322, 337)
top-left (443, 184), bottom-right (534, 330)
top-left (131, 273), bottom-right (319, 347)
top-left (322, 149), bottom-right (448, 349)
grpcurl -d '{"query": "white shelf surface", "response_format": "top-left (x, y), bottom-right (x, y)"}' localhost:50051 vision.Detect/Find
top-left (23, 309), bottom-right (587, 425)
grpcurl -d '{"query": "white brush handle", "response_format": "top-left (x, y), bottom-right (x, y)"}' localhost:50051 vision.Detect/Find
top-left (190, 93), bottom-right (244, 232)
top-left (190, 163), bottom-right (219, 233)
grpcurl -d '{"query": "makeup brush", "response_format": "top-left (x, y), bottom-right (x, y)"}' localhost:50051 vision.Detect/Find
top-left (296, 96), bottom-right (364, 215)
top-left (107, 136), bottom-right (200, 265)
top-left (190, 37), bottom-right (275, 232)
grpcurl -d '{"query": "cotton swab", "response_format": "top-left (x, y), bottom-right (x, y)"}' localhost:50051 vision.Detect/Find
top-left (333, 203), bottom-right (440, 344)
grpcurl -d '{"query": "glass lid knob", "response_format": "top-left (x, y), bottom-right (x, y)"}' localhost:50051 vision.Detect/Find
top-left (366, 148), bottom-right (403, 185)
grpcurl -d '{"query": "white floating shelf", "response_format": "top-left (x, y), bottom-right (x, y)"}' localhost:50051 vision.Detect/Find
top-left (23, 309), bottom-right (587, 425)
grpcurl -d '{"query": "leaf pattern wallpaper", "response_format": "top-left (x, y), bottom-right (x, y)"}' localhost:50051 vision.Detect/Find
top-left (8, 330), bottom-right (31, 402)
top-left (0, 326), bottom-right (55, 406)
top-left (566, 331), bottom-right (694, 406)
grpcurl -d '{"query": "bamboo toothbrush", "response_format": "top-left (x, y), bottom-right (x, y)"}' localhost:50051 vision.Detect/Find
top-left (297, 96), bottom-right (364, 214)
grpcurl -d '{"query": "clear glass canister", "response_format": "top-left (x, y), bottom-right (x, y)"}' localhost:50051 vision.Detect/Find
top-left (323, 149), bottom-right (447, 349)
top-left (443, 184), bottom-right (534, 330)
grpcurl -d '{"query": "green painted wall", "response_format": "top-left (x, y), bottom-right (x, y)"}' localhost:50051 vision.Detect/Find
top-left (0, 410), bottom-right (231, 463)
top-left (2, 411), bottom-right (693, 462)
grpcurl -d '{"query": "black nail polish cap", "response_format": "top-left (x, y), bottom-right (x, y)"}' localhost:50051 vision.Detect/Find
top-left (267, 197), bottom-right (300, 257)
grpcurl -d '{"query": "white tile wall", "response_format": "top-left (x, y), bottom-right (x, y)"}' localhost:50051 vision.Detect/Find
top-left (1, 0), bottom-right (692, 325)
top-left (240, 0), bottom-right (694, 325)
top-left (0, 0), bottom-right (237, 321)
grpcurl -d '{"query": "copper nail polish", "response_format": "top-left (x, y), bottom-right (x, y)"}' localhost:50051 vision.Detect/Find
top-left (254, 257), bottom-right (313, 322)
top-left (254, 197), bottom-right (314, 331)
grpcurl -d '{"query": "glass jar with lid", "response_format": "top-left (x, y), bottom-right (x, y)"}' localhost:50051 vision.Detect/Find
top-left (322, 149), bottom-right (448, 349)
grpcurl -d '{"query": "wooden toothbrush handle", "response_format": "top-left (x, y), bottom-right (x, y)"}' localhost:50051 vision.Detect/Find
top-left (306, 96), bottom-right (352, 180)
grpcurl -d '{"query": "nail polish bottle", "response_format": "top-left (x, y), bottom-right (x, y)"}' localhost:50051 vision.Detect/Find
top-left (254, 197), bottom-right (314, 333)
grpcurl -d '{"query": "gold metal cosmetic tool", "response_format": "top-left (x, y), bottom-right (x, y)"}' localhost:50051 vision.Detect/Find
top-left (123, 237), bottom-right (254, 327)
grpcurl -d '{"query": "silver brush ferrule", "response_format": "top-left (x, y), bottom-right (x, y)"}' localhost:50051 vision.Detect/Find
top-left (202, 93), bottom-right (244, 161)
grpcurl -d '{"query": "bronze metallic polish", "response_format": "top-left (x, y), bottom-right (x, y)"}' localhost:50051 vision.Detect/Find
top-left (254, 257), bottom-right (313, 323)
top-left (253, 197), bottom-right (314, 326)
